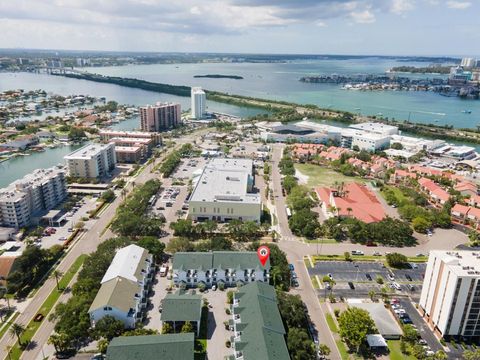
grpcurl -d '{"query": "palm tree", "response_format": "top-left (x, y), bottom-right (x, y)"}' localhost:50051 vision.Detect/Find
top-left (9, 323), bottom-right (26, 346)
top-left (368, 290), bottom-right (376, 302)
top-left (346, 207), bottom-right (353, 217)
top-left (52, 270), bottom-right (64, 291)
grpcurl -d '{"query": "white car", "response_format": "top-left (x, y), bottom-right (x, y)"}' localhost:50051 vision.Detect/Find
top-left (388, 273), bottom-right (395, 281)
top-left (426, 351), bottom-right (435, 356)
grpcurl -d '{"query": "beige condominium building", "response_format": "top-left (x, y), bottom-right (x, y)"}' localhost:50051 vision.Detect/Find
top-left (64, 143), bottom-right (116, 179)
top-left (139, 102), bottom-right (181, 132)
top-left (419, 250), bottom-right (480, 339)
top-left (188, 158), bottom-right (261, 223)
top-left (0, 166), bottom-right (67, 228)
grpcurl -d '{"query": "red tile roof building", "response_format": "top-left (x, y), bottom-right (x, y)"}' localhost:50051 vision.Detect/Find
top-left (418, 177), bottom-right (451, 205)
top-left (315, 182), bottom-right (386, 223)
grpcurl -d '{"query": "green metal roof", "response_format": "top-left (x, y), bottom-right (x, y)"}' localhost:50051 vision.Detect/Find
top-left (88, 277), bottom-right (140, 314)
top-left (232, 282), bottom-right (289, 360)
top-left (172, 251), bottom-right (270, 271)
top-left (161, 291), bottom-right (202, 322)
top-left (172, 252), bottom-right (213, 271)
top-left (106, 333), bottom-right (194, 360)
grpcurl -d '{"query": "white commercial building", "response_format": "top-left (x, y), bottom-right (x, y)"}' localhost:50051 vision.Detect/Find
top-left (191, 87), bottom-right (206, 120)
top-left (64, 143), bottom-right (116, 179)
top-left (188, 158), bottom-right (261, 223)
top-left (349, 122), bottom-right (399, 136)
top-left (419, 250), bottom-right (480, 339)
top-left (0, 167), bottom-right (67, 228)
top-left (461, 58), bottom-right (477, 69)
top-left (89, 245), bottom-right (154, 329)
top-left (390, 134), bottom-right (445, 153)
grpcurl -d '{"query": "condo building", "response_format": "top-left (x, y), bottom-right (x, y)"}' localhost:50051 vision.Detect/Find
top-left (64, 143), bottom-right (116, 179)
top-left (419, 250), bottom-right (480, 339)
top-left (188, 158), bottom-right (261, 223)
top-left (0, 166), bottom-right (67, 228)
top-left (191, 87), bottom-right (206, 119)
top-left (99, 130), bottom-right (162, 146)
top-left (89, 244), bottom-right (154, 329)
top-left (139, 102), bottom-right (181, 132)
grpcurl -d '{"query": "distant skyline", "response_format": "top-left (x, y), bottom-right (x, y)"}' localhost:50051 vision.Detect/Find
top-left (0, 0), bottom-right (479, 56)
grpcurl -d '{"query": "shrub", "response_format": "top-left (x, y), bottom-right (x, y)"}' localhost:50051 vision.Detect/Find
top-left (227, 290), bottom-right (234, 304)
top-left (225, 340), bottom-right (231, 348)
top-left (376, 276), bottom-right (384, 284)
top-left (334, 309), bottom-right (340, 318)
top-left (218, 282), bottom-right (225, 291)
top-left (225, 308), bottom-right (231, 315)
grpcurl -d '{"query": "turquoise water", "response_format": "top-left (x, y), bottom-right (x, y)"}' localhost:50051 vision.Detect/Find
top-left (88, 59), bottom-right (480, 129)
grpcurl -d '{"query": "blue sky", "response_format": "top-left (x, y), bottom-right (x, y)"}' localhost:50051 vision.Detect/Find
top-left (0, 0), bottom-right (478, 56)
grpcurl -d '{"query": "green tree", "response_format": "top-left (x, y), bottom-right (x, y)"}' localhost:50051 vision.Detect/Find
top-left (386, 253), bottom-right (408, 268)
top-left (411, 344), bottom-right (427, 359)
top-left (344, 252), bottom-right (352, 261)
top-left (282, 175), bottom-right (298, 194)
top-left (9, 323), bottom-right (26, 346)
top-left (435, 350), bottom-right (448, 360)
top-left (92, 315), bottom-right (125, 341)
top-left (166, 237), bottom-right (194, 253)
top-left (318, 343), bottom-right (331, 357)
top-left (226, 290), bottom-right (235, 305)
top-left (368, 290), bottom-right (376, 302)
top-left (137, 236), bottom-right (165, 261)
top-left (181, 321), bottom-right (194, 333)
top-left (97, 338), bottom-right (109, 354)
top-left (287, 328), bottom-right (317, 359)
top-left (101, 189), bottom-right (115, 203)
top-left (162, 322), bottom-right (173, 334)
top-left (288, 209), bottom-right (320, 238)
top-left (48, 333), bottom-right (71, 354)
top-left (412, 216), bottom-right (431, 233)
top-left (338, 307), bottom-right (376, 353)
top-left (402, 324), bottom-right (418, 343)
top-left (51, 269), bottom-right (64, 291)
top-left (468, 230), bottom-right (480, 247)
top-left (464, 349), bottom-right (480, 360)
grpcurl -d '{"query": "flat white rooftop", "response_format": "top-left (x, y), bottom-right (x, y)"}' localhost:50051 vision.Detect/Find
top-left (349, 122), bottom-right (399, 134)
top-left (190, 158), bottom-right (260, 204)
top-left (430, 250), bottom-right (480, 277)
top-left (65, 143), bottom-right (113, 160)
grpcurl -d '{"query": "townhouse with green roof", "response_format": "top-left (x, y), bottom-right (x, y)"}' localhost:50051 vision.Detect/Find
top-left (106, 333), bottom-right (194, 360)
top-left (160, 290), bottom-right (203, 336)
top-left (89, 244), bottom-right (154, 329)
top-left (229, 282), bottom-right (289, 360)
top-left (172, 251), bottom-right (270, 289)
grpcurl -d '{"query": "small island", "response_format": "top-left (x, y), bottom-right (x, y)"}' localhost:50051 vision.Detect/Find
top-left (389, 65), bottom-right (452, 74)
top-left (194, 74), bottom-right (244, 80)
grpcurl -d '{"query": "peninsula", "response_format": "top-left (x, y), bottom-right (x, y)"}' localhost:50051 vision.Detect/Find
top-left (52, 72), bottom-right (480, 145)
top-left (194, 74), bottom-right (244, 79)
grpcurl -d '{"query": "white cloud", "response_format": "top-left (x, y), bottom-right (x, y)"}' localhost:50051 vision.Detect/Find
top-left (446, 1), bottom-right (471, 9)
top-left (390, 0), bottom-right (415, 14)
top-left (350, 10), bottom-right (376, 23)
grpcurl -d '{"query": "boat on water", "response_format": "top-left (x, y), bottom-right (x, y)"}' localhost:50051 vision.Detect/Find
top-left (461, 110), bottom-right (472, 114)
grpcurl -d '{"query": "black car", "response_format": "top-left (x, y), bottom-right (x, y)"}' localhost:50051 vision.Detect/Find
top-left (365, 273), bottom-right (372, 281)
top-left (402, 317), bottom-right (413, 324)
top-left (348, 282), bottom-right (355, 290)
top-left (405, 274), bottom-right (413, 281)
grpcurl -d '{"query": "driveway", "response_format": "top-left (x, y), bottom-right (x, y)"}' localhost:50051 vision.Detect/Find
top-left (203, 289), bottom-right (230, 360)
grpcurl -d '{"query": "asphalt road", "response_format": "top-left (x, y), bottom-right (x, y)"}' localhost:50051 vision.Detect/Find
top-left (270, 144), bottom-right (342, 359)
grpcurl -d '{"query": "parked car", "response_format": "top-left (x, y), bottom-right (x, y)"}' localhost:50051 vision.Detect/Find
top-left (351, 250), bottom-right (364, 255)
top-left (292, 279), bottom-right (299, 287)
top-left (419, 339), bottom-right (428, 345)
top-left (365, 273), bottom-right (372, 281)
top-left (212, 284), bottom-right (217, 291)
top-left (373, 251), bottom-right (381, 256)
top-left (291, 272), bottom-right (297, 279)
top-left (393, 282), bottom-right (402, 291)
top-left (410, 263), bottom-right (419, 269)
top-left (348, 282), bottom-right (355, 290)
top-left (325, 283), bottom-right (331, 290)
top-left (405, 274), bottom-right (413, 281)
top-left (402, 317), bottom-right (413, 324)
top-left (388, 273), bottom-right (395, 281)
top-left (288, 264), bottom-right (295, 271)
top-left (327, 273), bottom-right (333, 280)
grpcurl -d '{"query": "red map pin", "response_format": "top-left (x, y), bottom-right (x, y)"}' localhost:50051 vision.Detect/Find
top-left (257, 245), bottom-right (270, 267)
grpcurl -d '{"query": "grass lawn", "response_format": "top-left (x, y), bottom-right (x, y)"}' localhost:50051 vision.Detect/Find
top-left (387, 340), bottom-right (415, 360)
top-left (312, 254), bottom-right (428, 264)
top-left (305, 238), bottom-right (339, 244)
top-left (0, 312), bottom-right (20, 340)
top-left (325, 313), bottom-right (339, 333)
top-left (336, 340), bottom-right (350, 360)
top-left (8, 255), bottom-right (87, 360)
top-left (295, 163), bottom-right (366, 187)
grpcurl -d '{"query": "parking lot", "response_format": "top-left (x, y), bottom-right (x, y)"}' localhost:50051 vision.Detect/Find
top-left (170, 156), bottom-right (207, 180)
top-left (39, 196), bottom-right (99, 249)
top-left (308, 261), bottom-right (427, 299)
